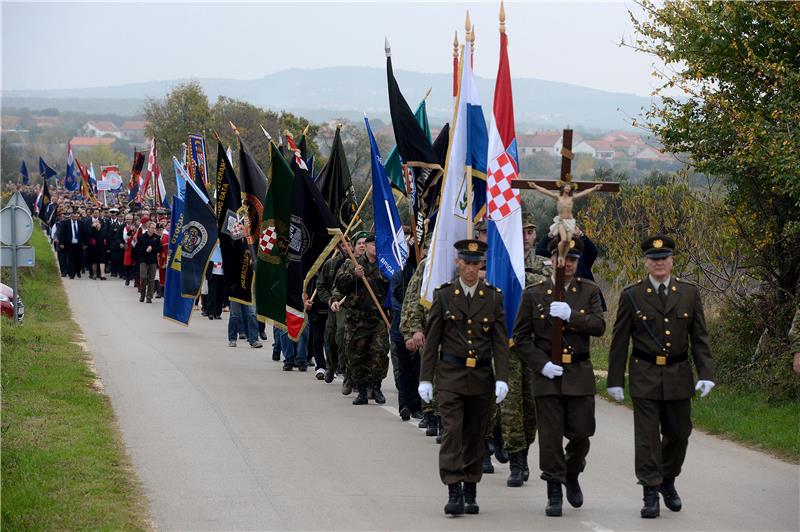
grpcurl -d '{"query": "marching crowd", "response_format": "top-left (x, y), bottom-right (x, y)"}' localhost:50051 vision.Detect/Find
top-left (13, 178), bottom-right (720, 520)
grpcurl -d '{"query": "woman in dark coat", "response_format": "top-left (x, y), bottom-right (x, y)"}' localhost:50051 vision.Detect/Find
top-left (86, 218), bottom-right (107, 280)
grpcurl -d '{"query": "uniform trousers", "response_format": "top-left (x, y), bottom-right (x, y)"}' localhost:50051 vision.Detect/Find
top-left (500, 353), bottom-right (537, 453)
top-left (535, 394), bottom-right (595, 483)
top-left (438, 388), bottom-right (494, 485)
top-left (345, 315), bottom-right (388, 386)
top-left (632, 397), bottom-right (692, 486)
top-left (307, 312), bottom-right (327, 370)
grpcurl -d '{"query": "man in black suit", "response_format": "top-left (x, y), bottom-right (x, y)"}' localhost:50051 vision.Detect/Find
top-left (107, 208), bottom-right (125, 277)
top-left (59, 210), bottom-right (85, 279)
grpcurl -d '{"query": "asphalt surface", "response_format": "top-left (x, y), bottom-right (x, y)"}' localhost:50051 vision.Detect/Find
top-left (65, 277), bottom-right (799, 531)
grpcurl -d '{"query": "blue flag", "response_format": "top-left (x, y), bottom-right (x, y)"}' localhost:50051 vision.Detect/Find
top-left (173, 156), bottom-right (188, 201)
top-left (64, 143), bottom-right (79, 191)
top-left (20, 161), bottom-right (29, 184)
top-left (364, 115), bottom-right (408, 280)
top-left (163, 195), bottom-right (194, 325)
top-left (38, 157), bottom-right (59, 181)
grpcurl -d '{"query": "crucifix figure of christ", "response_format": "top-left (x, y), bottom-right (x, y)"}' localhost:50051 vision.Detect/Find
top-left (511, 128), bottom-right (619, 363)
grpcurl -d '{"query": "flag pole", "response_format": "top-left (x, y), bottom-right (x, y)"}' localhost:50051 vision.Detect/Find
top-left (403, 164), bottom-right (422, 264)
top-left (343, 185), bottom-right (372, 237)
top-left (465, 16), bottom-right (475, 240)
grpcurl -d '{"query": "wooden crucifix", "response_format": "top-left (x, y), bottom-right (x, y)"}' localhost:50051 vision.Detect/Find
top-left (511, 128), bottom-right (619, 363)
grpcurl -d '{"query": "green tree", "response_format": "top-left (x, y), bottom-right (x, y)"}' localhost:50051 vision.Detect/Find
top-left (143, 81), bottom-right (213, 163)
top-left (629, 1), bottom-right (800, 298)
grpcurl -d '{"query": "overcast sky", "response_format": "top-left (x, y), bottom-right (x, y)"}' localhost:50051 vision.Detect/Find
top-left (2, 1), bottom-right (669, 97)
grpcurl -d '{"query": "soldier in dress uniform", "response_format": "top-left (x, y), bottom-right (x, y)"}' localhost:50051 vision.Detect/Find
top-left (419, 239), bottom-right (510, 516)
top-left (501, 210), bottom-right (552, 487)
top-left (607, 235), bottom-right (715, 518)
top-left (511, 236), bottom-right (605, 516)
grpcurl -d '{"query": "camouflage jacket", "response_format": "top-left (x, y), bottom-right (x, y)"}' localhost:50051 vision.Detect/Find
top-left (317, 252), bottom-right (346, 308)
top-left (331, 254), bottom-right (388, 316)
top-left (525, 250), bottom-right (552, 288)
top-left (400, 257), bottom-right (428, 342)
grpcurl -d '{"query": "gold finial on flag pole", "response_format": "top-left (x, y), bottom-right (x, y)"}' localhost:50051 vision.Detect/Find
top-left (465, 10), bottom-right (471, 35)
top-left (423, 87), bottom-right (432, 101)
top-left (260, 125), bottom-right (272, 141)
top-left (229, 121), bottom-right (240, 136)
top-left (302, 124), bottom-right (309, 136)
top-left (500, 0), bottom-right (506, 34)
top-left (453, 31), bottom-right (459, 58)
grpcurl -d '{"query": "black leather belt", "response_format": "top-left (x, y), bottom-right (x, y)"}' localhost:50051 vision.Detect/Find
top-left (632, 349), bottom-right (688, 366)
top-left (440, 353), bottom-right (491, 368)
top-left (560, 352), bottom-right (590, 364)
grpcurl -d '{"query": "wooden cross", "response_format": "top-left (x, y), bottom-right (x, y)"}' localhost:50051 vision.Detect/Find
top-left (511, 128), bottom-right (619, 364)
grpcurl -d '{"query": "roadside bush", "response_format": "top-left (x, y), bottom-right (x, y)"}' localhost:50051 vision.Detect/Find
top-left (709, 294), bottom-right (799, 403)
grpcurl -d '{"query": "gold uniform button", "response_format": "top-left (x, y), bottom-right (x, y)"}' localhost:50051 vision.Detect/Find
top-left (683, 312), bottom-right (689, 318)
top-left (666, 342), bottom-right (672, 347)
top-left (580, 309), bottom-right (585, 314)
top-left (467, 319), bottom-right (472, 324)
top-left (454, 289), bottom-right (461, 295)
top-left (479, 290), bottom-right (484, 296)
top-left (664, 318), bottom-right (669, 323)
top-left (571, 287), bottom-right (577, 292)
top-left (547, 289), bottom-right (553, 295)
top-left (483, 317), bottom-right (489, 322)
top-left (540, 314), bottom-right (545, 319)
top-left (469, 350), bottom-right (474, 355)
top-left (665, 330), bottom-right (671, 336)
top-left (672, 286), bottom-right (677, 292)
top-left (467, 340), bottom-right (473, 345)
top-left (467, 329), bottom-right (473, 335)
top-left (563, 348), bottom-right (569, 354)
top-left (646, 287), bottom-right (653, 293)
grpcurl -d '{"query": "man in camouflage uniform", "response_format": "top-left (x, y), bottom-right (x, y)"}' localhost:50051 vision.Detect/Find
top-left (400, 233), bottom-right (439, 435)
top-left (501, 210), bottom-right (552, 487)
top-left (331, 234), bottom-right (390, 405)
top-left (317, 244), bottom-right (347, 384)
top-left (326, 232), bottom-right (368, 394)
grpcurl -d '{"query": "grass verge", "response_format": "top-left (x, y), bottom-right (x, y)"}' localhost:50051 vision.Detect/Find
top-left (1, 228), bottom-right (151, 530)
top-left (595, 375), bottom-right (800, 463)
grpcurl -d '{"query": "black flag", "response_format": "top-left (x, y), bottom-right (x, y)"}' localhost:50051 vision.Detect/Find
top-left (285, 144), bottom-right (341, 340)
top-left (180, 183), bottom-right (219, 299)
top-left (316, 126), bottom-right (357, 229)
top-left (238, 137), bottom-right (268, 267)
top-left (214, 141), bottom-right (254, 304)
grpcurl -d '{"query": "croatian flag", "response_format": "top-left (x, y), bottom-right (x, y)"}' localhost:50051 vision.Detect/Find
top-left (421, 36), bottom-right (486, 306)
top-left (486, 26), bottom-right (525, 329)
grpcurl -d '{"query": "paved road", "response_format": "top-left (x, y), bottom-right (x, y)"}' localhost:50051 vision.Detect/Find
top-left (65, 277), bottom-right (798, 531)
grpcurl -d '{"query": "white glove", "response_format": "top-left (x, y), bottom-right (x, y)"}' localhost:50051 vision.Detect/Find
top-left (541, 361), bottom-right (564, 380)
top-left (607, 386), bottom-right (625, 402)
top-left (695, 380), bottom-right (715, 398)
top-left (550, 301), bottom-right (572, 321)
top-left (495, 381), bottom-right (509, 404)
top-left (418, 381), bottom-right (433, 403)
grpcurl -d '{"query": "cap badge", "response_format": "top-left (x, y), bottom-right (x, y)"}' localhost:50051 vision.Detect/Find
top-left (468, 242), bottom-right (478, 252)
top-left (653, 239), bottom-right (664, 249)
top-left (569, 239), bottom-right (575, 248)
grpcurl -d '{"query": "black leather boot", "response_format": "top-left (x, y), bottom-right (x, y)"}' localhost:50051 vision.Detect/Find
top-left (522, 446), bottom-right (530, 481)
top-left (341, 377), bottom-right (353, 396)
top-left (444, 483), bottom-right (464, 515)
top-left (545, 480), bottom-right (563, 517)
top-left (425, 414), bottom-right (438, 436)
top-left (372, 382), bottom-right (386, 404)
top-left (418, 412), bottom-right (431, 429)
top-left (659, 477), bottom-right (682, 512)
top-left (482, 453), bottom-right (494, 474)
top-left (324, 368), bottom-right (335, 383)
top-left (507, 452), bottom-right (524, 487)
top-left (352, 385), bottom-right (368, 405)
top-left (565, 473), bottom-right (583, 508)
top-left (493, 427), bottom-right (509, 464)
top-left (641, 485), bottom-right (660, 518)
top-left (463, 482), bottom-right (479, 514)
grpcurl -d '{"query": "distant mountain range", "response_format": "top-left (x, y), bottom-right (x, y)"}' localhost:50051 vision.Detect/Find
top-left (2, 67), bottom-right (654, 131)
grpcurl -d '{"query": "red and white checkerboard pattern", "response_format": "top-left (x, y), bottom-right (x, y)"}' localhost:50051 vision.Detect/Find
top-left (487, 151), bottom-right (520, 220)
top-left (259, 226), bottom-right (277, 253)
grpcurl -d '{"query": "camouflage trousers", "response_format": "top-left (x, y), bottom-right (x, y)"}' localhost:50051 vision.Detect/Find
top-left (345, 315), bottom-right (390, 386)
top-left (500, 352), bottom-right (537, 453)
top-left (326, 309), bottom-right (350, 378)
